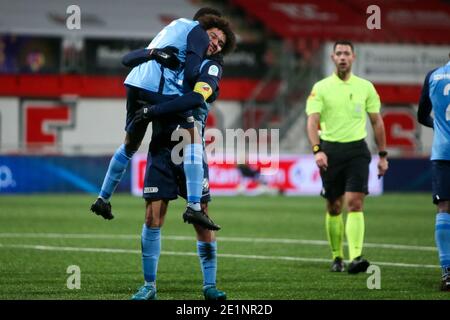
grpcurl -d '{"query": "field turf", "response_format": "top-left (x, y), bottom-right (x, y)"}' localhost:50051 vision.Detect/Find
top-left (0, 193), bottom-right (447, 300)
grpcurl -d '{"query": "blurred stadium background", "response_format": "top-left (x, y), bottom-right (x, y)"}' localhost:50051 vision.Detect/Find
top-left (0, 0), bottom-right (449, 195)
top-left (0, 0), bottom-right (450, 194)
top-left (0, 0), bottom-right (450, 300)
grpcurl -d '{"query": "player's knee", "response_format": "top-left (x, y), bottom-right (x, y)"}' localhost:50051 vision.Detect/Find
top-left (145, 202), bottom-right (164, 228)
top-left (327, 201), bottom-right (342, 215)
top-left (347, 198), bottom-right (363, 212)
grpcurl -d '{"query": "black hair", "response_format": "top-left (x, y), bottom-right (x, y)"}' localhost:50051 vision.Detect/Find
top-left (193, 7), bottom-right (222, 20)
top-left (197, 15), bottom-right (236, 55)
top-left (333, 40), bottom-right (354, 52)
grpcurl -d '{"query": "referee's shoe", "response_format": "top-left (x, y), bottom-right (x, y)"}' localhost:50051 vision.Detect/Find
top-left (347, 256), bottom-right (370, 274)
top-left (183, 207), bottom-right (221, 231)
top-left (330, 257), bottom-right (345, 272)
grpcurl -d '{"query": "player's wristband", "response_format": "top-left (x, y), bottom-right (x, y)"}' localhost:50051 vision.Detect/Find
top-left (378, 151), bottom-right (388, 158)
top-left (312, 144), bottom-right (322, 154)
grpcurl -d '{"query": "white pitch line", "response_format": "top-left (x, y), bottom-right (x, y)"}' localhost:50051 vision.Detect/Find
top-left (0, 232), bottom-right (437, 252)
top-left (0, 243), bottom-right (439, 269)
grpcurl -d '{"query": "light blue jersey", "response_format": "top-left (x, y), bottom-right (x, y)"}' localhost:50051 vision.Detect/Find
top-left (192, 60), bottom-right (214, 130)
top-left (124, 18), bottom-right (199, 95)
top-left (429, 61), bottom-right (450, 160)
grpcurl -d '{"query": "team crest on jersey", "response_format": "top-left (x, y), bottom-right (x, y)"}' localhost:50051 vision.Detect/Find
top-left (208, 65), bottom-right (219, 76)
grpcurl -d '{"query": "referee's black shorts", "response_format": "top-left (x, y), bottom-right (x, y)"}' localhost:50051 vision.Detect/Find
top-left (319, 139), bottom-right (371, 201)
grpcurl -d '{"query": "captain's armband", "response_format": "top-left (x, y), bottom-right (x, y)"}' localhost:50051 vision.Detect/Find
top-left (193, 82), bottom-right (213, 101)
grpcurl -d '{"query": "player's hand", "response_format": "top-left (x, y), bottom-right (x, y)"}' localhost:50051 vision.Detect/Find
top-left (314, 151), bottom-right (328, 171)
top-left (150, 46), bottom-right (180, 70)
top-left (206, 88), bottom-right (219, 103)
top-left (133, 105), bottom-right (154, 124)
top-left (377, 157), bottom-right (389, 178)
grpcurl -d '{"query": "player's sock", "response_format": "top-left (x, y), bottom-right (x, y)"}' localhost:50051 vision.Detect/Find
top-left (99, 144), bottom-right (135, 201)
top-left (141, 224), bottom-right (160, 284)
top-left (435, 213), bottom-right (450, 273)
top-left (325, 212), bottom-right (344, 259)
top-left (345, 211), bottom-right (365, 261)
top-left (184, 143), bottom-right (203, 211)
top-left (197, 241), bottom-right (217, 288)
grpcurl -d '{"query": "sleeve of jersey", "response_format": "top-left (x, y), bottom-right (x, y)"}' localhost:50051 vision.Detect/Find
top-left (197, 61), bottom-right (222, 93)
top-left (122, 48), bottom-right (151, 67)
top-left (149, 62), bottom-right (221, 117)
top-left (305, 83), bottom-right (323, 115)
top-left (365, 82), bottom-right (381, 113)
top-left (417, 70), bottom-right (434, 128)
top-left (184, 26), bottom-right (210, 88)
top-left (149, 92), bottom-right (205, 117)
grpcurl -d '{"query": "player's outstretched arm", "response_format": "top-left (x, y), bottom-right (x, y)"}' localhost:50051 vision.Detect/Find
top-left (122, 47), bottom-right (180, 70)
top-left (122, 48), bottom-right (152, 67)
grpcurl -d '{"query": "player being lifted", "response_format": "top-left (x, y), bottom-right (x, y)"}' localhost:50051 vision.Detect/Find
top-left (90, 8), bottom-right (233, 230)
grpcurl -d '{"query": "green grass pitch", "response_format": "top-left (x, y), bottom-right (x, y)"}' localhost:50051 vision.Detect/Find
top-left (0, 193), bottom-right (447, 300)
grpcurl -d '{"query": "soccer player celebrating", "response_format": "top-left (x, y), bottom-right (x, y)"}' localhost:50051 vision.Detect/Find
top-left (90, 8), bottom-right (231, 228)
top-left (417, 53), bottom-right (450, 291)
top-left (306, 41), bottom-right (388, 274)
top-left (129, 45), bottom-right (235, 300)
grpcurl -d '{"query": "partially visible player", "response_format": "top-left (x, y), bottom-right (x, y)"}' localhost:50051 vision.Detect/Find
top-left (130, 49), bottom-right (235, 300)
top-left (417, 53), bottom-right (450, 291)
